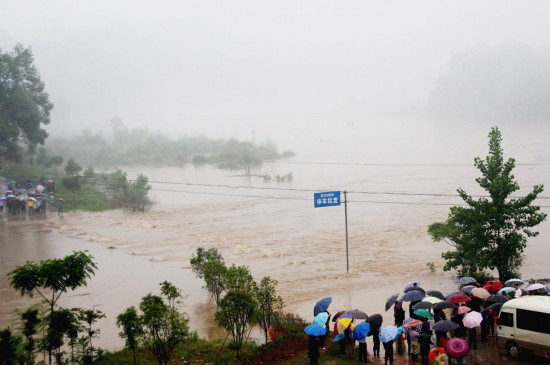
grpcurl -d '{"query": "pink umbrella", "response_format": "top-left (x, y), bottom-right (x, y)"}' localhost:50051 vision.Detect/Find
top-left (456, 306), bottom-right (471, 315)
top-left (462, 311), bottom-right (483, 328)
top-left (446, 337), bottom-right (470, 358)
top-left (526, 283), bottom-right (545, 291)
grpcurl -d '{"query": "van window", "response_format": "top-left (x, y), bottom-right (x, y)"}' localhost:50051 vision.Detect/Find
top-left (517, 309), bottom-right (550, 335)
top-left (498, 311), bottom-right (514, 327)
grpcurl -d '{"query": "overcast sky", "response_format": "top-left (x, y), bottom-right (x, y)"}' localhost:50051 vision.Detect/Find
top-left (2, 1), bottom-right (550, 144)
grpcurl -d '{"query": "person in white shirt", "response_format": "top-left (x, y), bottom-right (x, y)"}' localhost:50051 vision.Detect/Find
top-left (514, 283), bottom-right (522, 298)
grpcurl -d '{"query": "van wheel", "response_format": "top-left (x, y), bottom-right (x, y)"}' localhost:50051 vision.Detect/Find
top-left (507, 342), bottom-right (520, 358)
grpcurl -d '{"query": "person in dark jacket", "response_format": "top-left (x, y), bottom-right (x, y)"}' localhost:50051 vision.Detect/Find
top-left (418, 332), bottom-right (432, 365)
top-left (383, 339), bottom-right (394, 365)
top-left (371, 326), bottom-right (381, 357)
top-left (308, 335), bottom-right (320, 365)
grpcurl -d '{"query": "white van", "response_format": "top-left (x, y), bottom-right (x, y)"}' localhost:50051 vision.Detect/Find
top-left (497, 296), bottom-right (550, 359)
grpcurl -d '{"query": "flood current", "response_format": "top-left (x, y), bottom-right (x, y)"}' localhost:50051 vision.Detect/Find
top-left (1, 122), bottom-right (549, 352)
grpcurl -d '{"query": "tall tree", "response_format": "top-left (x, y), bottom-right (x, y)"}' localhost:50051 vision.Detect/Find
top-left (255, 276), bottom-right (284, 343)
top-left (0, 44), bottom-right (53, 163)
top-left (116, 306), bottom-right (141, 365)
top-left (190, 247), bottom-right (224, 279)
top-left (215, 290), bottom-right (257, 359)
top-left (428, 127), bottom-right (546, 281)
top-left (8, 251), bottom-right (97, 365)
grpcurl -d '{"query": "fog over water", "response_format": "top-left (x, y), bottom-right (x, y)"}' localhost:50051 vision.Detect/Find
top-left (1, 0), bottom-right (550, 354)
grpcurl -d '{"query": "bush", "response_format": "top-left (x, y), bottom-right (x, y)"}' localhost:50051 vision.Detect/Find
top-left (61, 176), bottom-right (82, 191)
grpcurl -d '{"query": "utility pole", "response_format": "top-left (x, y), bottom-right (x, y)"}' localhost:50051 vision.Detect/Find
top-left (344, 190), bottom-right (349, 273)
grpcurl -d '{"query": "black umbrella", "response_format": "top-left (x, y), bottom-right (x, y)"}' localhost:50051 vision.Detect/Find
top-left (426, 290), bottom-right (446, 301)
top-left (385, 293), bottom-right (399, 311)
top-left (366, 313), bottom-right (383, 330)
top-left (401, 290), bottom-right (425, 302)
top-left (412, 301), bottom-right (433, 311)
top-left (487, 294), bottom-right (509, 303)
top-left (346, 309), bottom-right (368, 320)
top-left (432, 320), bottom-right (459, 332)
top-left (434, 301), bottom-right (457, 310)
top-left (488, 302), bottom-right (504, 312)
top-left (404, 286), bottom-right (426, 294)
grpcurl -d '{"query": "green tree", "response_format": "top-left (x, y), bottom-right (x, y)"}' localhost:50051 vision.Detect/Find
top-left (255, 276), bottom-right (284, 343)
top-left (20, 307), bottom-right (41, 364)
top-left (8, 251), bottom-right (97, 365)
top-left (0, 328), bottom-right (24, 365)
top-left (225, 264), bottom-right (256, 292)
top-left (64, 158), bottom-right (82, 176)
top-left (75, 308), bottom-right (105, 363)
top-left (428, 127), bottom-right (547, 281)
top-left (190, 247), bottom-right (224, 279)
top-left (203, 261), bottom-right (227, 306)
top-left (215, 290), bottom-right (257, 359)
top-left (159, 281), bottom-right (182, 309)
top-left (0, 44), bottom-right (53, 163)
top-left (116, 306), bottom-right (141, 365)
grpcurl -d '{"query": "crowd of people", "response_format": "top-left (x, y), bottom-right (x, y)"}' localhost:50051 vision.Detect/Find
top-left (308, 277), bottom-right (549, 365)
top-left (0, 178), bottom-right (64, 218)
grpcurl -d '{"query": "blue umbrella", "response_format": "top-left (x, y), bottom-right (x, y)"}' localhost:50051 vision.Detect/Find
top-left (304, 323), bottom-right (327, 336)
top-left (334, 332), bottom-right (345, 342)
top-left (353, 321), bottom-right (371, 340)
top-left (313, 312), bottom-right (329, 327)
top-left (395, 326), bottom-right (403, 340)
top-left (379, 325), bottom-right (399, 343)
top-left (314, 297), bottom-right (332, 316)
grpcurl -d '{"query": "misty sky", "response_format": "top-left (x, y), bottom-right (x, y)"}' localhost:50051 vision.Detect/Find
top-left (2, 1), bottom-right (550, 144)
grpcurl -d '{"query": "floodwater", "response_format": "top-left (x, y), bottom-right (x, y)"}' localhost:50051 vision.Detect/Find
top-left (1, 121), bottom-right (550, 356)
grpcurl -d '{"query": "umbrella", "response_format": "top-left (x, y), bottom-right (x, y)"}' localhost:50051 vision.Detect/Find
top-left (58, 197), bottom-right (65, 201)
top-left (332, 310), bottom-right (350, 322)
top-left (413, 309), bottom-right (433, 318)
top-left (334, 332), bottom-right (345, 342)
top-left (488, 303), bottom-right (503, 312)
top-left (432, 320), bottom-right (459, 332)
top-left (314, 297), bottom-right (332, 316)
top-left (304, 323), bottom-right (327, 336)
top-left (426, 290), bottom-right (446, 301)
top-left (447, 293), bottom-right (471, 304)
top-left (412, 301), bottom-right (433, 311)
top-left (353, 321), bottom-right (371, 340)
top-left (28, 197), bottom-right (37, 202)
top-left (336, 317), bottom-right (356, 333)
top-left (462, 311), bottom-right (483, 328)
top-left (401, 290), bottom-right (425, 302)
top-left (434, 301), bottom-right (457, 310)
top-left (456, 277), bottom-right (477, 286)
top-left (366, 314), bottom-right (383, 330)
top-left (423, 296), bottom-right (443, 304)
top-left (36, 184), bottom-right (45, 193)
top-left (395, 326), bottom-right (403, 340)
top-left (498, 287), bottom-right (515, 295)
top-left (6, 194), bottom-right (16, 198)
top-left (313, 312), bottom-right (329, 327)
top-left (526, 283), bottom-right (545, 291)
top-left (505, 278), bottom-right (524, 287)
top-left (346, 309), bottom-right (368, 320)
top-left (403, 319), bottom-right (423, 328)
top-left (456, 306), bottom-right (471, 315)
top-left (471, 287), bottom-right (491, 300)
top-left (404, 280), bottom-right (422, 291)
top-left (461, 285), bottom-right (476, 294)
top-left (402, 318), bottom-right (422, 333)
top-left (486, 294), bottom-right (509, 303)
top-left (428, 347), bottom-right (446, 362)
top-left (379, 325), bottom-right (399, 343)
top-left (385, 293), bottom-right (399, 311)
top-left (404, 286), bottom-right (426, 294)
top-left (483, 280), bottom-right (503, 292)
top-left (446, 337), bottom-right (470, 358)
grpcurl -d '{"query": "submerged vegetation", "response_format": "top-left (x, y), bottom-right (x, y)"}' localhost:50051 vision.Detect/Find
top-left (45, 126), bottom-right (295, 170)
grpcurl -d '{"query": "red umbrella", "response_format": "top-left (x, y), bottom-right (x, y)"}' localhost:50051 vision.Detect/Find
top-left (428, 347), bottom-right (446, 362)
top-left (447, 293), bottom-right (471, 304)
top-left (446, 337), bottom-right (469, 358)
top-left (483, 280), bottom-right (503, 293)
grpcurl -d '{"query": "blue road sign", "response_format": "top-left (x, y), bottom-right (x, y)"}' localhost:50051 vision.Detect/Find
top-left (314, 191), bottom-right (341, 208)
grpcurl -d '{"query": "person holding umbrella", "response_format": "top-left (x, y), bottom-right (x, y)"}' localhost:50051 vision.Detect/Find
top-left (308, 335), bottom-right (320, 365)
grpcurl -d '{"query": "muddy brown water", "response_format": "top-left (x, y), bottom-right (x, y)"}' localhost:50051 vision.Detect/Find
top-left (1, 123), bottom-right (549, 360)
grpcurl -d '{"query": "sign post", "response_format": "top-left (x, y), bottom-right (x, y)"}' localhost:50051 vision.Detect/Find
top-left (314, 190), bottom-right (349, 273)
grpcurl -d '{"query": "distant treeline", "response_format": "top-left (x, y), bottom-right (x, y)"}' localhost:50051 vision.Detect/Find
top-left (45, 127), bottom-right (295, 169)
